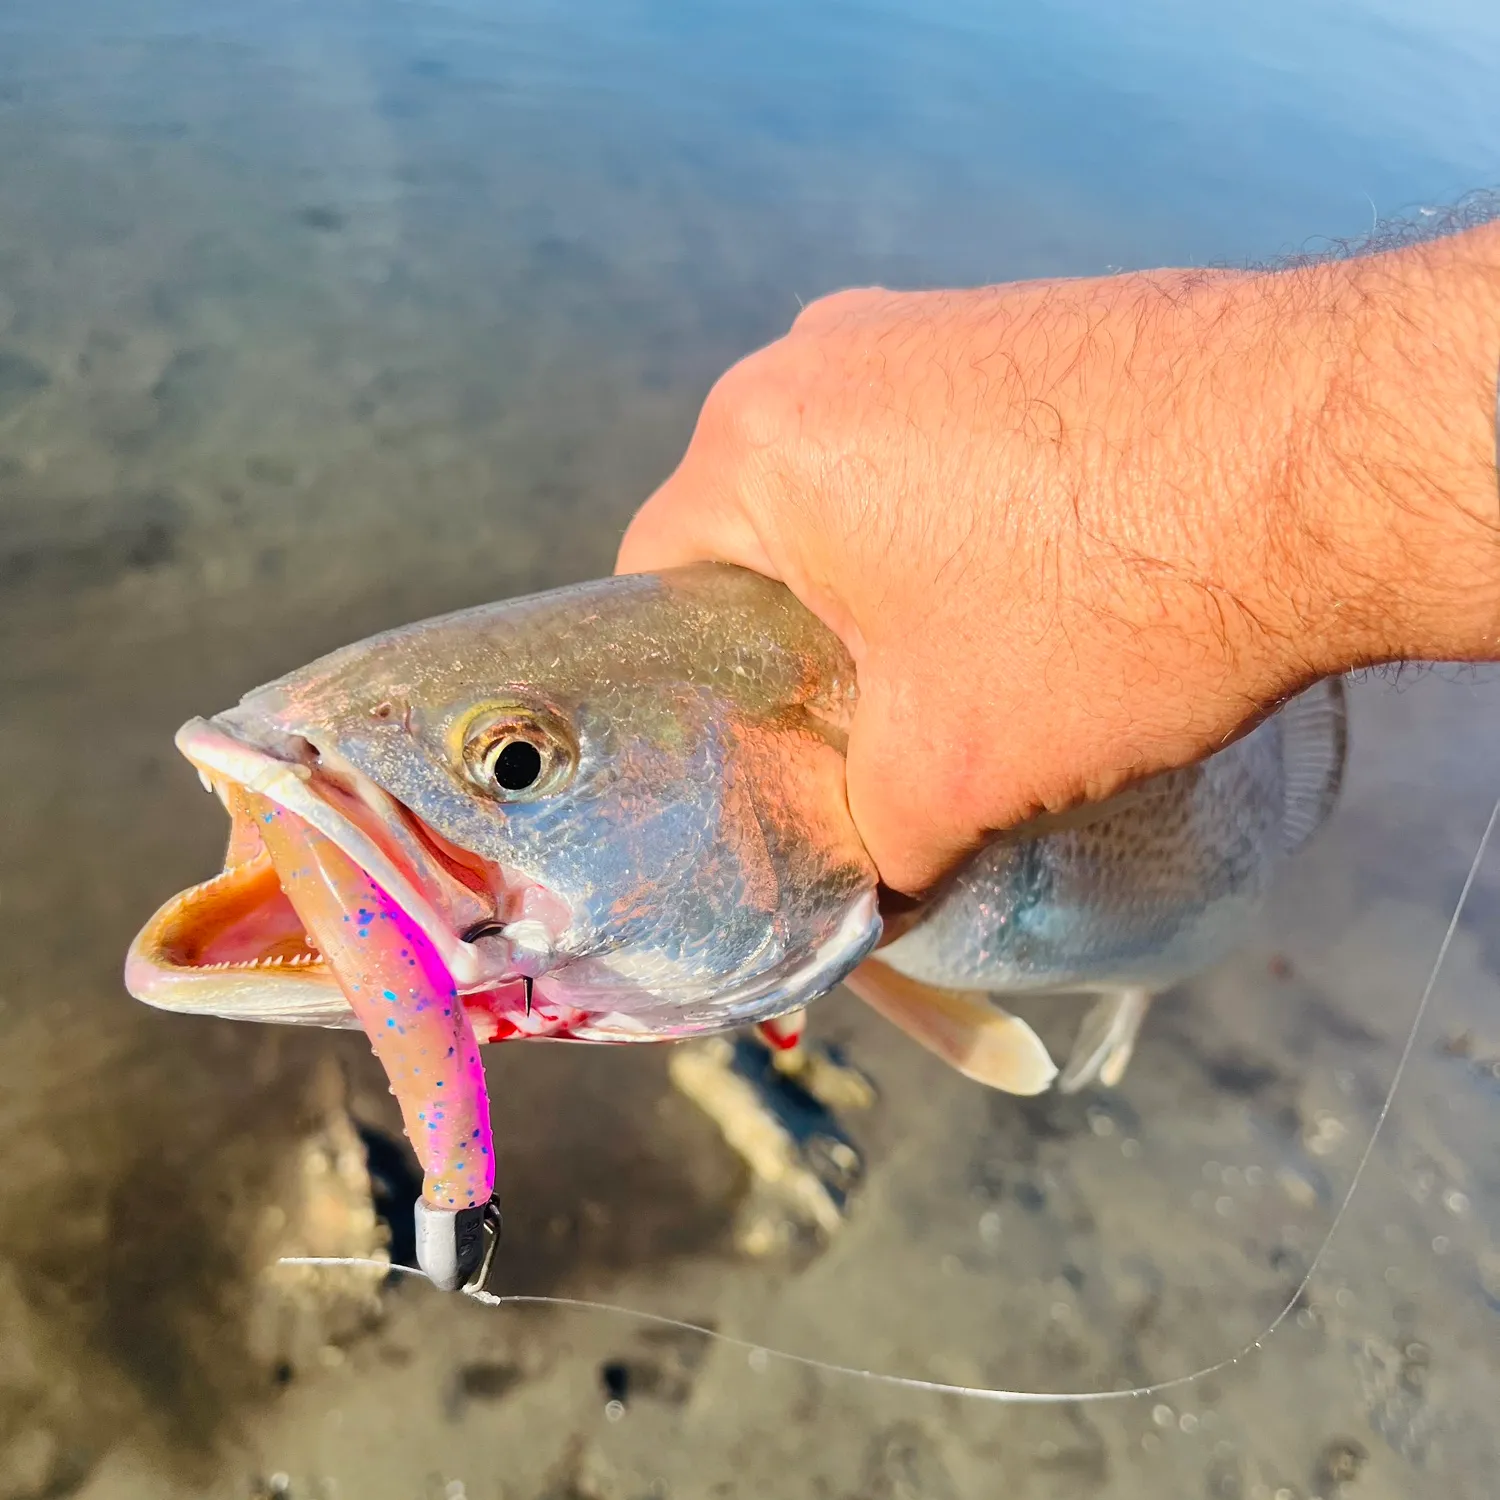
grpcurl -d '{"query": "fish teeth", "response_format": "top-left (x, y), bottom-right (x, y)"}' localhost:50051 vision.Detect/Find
top-left (191, 953), bottom-right (324, 972)
top-left (243, 951), bottom-right (324, 969)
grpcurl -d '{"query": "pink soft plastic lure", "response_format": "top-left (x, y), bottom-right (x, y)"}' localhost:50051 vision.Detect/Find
top-left (251, 789), bottom-right (494, 1215)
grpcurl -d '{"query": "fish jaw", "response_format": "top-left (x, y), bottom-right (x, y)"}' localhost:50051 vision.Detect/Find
top-left (123, 843), bottom-right (362, 1029)
top-left (123, 710), bottom-right (882, 1045)
top-left (124, 717), bottom-right (572, 1042)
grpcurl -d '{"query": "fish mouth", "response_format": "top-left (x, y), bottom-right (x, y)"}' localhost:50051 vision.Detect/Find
top-left (125, 717), bottom-right (530, 1031)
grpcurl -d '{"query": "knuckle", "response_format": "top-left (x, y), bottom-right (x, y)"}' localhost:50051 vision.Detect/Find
top-left (700, 349), bottom-right (806, 456)
top-left (792, 286), bottom-right (889, 334)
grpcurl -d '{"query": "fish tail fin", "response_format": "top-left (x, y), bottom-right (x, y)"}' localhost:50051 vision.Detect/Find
top-left (1278, 676), bottom-right (1347, 854)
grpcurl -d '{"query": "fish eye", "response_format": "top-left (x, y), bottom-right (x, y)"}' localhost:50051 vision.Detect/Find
top-left (487, 738), bottom-right (543, 792)
top-left (461, 707), bottom-right (576, 802)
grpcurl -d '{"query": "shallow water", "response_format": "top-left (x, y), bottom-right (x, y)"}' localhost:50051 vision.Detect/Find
top-left (1, 1), bottom-right (1498, 1496)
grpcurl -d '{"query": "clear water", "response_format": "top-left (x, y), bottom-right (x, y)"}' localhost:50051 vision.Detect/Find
top-left (0, 2), bottom-right (1497, 1497)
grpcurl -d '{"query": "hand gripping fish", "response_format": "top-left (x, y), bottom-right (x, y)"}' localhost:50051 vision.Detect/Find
top-left (126, 564), bottom-right (1344, 1289)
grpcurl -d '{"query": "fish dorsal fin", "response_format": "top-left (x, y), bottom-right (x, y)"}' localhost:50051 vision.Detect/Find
top-left (1276, 676), bottom-right (1348, 853)
top-left (843, 959), bottom-right (1058, 1095)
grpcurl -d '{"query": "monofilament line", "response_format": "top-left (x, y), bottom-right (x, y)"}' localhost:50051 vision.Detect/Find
top-left (283, 792), bottom-right (1500, 1407)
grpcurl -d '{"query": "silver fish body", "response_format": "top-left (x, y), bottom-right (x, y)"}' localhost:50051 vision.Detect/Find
top-left (881, 694), bottom-right (1343, 997)
top-left (128, 563), bottom-right (1343, 1057)
top-left (125, 563), bottom-right (1344, 1284)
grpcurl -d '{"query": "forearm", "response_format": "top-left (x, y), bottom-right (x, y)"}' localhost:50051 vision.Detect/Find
top-left (1248, 219), bottom-right (1500, 679)
top-left (1060, 221), bottom-right (1500, 713)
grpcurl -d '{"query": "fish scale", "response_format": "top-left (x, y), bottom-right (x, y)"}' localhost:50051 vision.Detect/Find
top-left (881, 709), bottom-right (1325, 995)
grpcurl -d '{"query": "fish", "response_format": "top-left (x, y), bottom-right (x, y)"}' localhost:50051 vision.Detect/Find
top-left (125, 562), bottom-right (1345, 1287)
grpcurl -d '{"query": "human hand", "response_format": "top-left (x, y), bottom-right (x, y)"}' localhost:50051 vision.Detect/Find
top-left (619, 228), bottom-right (1500, 894)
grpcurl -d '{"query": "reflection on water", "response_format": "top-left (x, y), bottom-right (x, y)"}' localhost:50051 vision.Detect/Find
top-left (0, 0), bottom-right (1497, 1496)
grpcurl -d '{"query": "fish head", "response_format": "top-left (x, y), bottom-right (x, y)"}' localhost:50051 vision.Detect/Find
top-left (126, 565), bottom-right (882, 1044)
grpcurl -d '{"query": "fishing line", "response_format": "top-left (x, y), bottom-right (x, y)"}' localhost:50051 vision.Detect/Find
top-left (283, 793), bottom-right (1500, 1407)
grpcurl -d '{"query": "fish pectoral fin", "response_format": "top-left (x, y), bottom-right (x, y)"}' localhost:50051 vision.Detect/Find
top-left (1057, 988), bottom-right (1153, 1094)
top-left (843, 959), bottom-right (1057, 1096)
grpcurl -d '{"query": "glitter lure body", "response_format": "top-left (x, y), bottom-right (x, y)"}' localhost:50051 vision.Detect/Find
top-left (252, 790), bottom-right (491, 1211)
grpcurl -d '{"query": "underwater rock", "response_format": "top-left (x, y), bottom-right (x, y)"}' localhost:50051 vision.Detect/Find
top-left (247, 1059), bottom-right (391, 1379)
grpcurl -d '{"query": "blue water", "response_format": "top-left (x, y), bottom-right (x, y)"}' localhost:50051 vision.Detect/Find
top-left (2, 0), bottom-right (1494, 635)
top-left (5, 0), bottom-right (1498, 311)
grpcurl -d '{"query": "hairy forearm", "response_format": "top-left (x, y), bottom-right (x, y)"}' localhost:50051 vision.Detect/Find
top-left (1062, 219), bottom-right (1500, 712)
top-left (1171, 217), bottom-right (1500, 688)
top-left (1302, 218), bottom-right (1500, 671)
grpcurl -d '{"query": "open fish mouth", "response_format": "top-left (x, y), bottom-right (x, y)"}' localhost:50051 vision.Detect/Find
top-left (126, 709), bottom-right (882, 1048)
top-left (125, 717), bottom-right (541, 1039)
